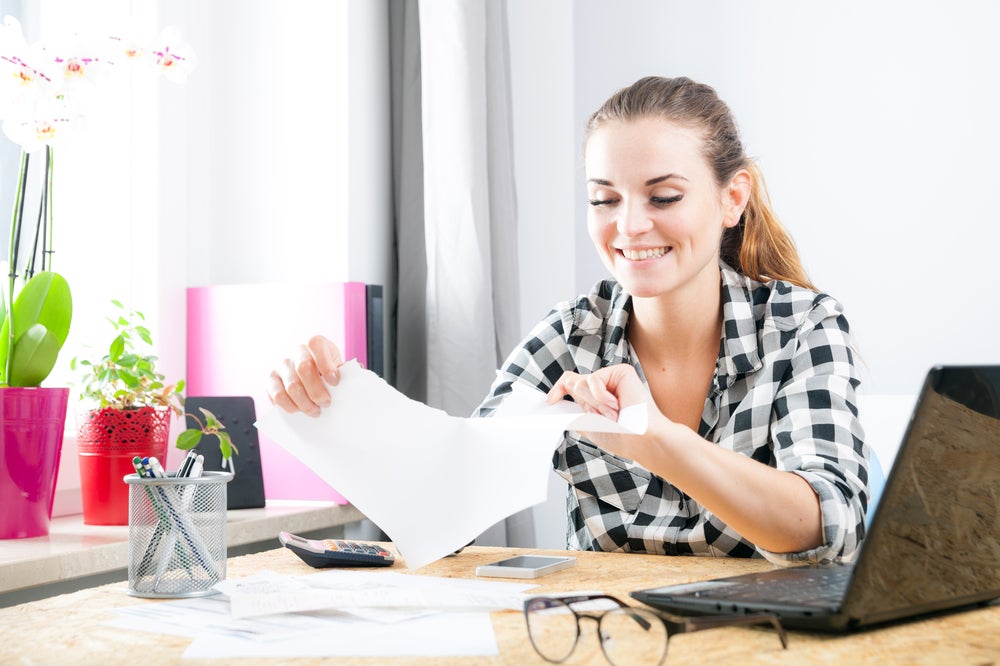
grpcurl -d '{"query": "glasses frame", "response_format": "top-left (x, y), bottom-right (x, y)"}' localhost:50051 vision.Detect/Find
top-left (523, 593), bottom-right (788, 666)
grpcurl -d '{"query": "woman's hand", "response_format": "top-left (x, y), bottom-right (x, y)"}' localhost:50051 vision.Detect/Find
top-left (547, 364), bottom-right (666, 462)
top-left (266, 335), bottom-right (344, 417)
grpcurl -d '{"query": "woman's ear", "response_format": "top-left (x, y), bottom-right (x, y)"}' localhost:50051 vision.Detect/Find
top-left (722, 169), bottom-right (752, 228)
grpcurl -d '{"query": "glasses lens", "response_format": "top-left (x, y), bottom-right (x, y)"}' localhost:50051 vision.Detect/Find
top-left (525, 598), bottom-right (580, 663)
top-left (599, 607), bottom-right (668, 666)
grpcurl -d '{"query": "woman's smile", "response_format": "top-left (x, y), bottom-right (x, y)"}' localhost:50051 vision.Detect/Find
top-left (619, 246), bottom-right (671, 261)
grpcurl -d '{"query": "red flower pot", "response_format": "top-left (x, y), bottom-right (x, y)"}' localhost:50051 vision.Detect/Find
top-left (77, 406), bottom-right (171, 525)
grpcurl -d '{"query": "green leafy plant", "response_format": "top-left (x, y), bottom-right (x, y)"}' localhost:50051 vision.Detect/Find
top-left (0, 147), bottom-right (73, 388)
top-left (177, 407), bottom-right (238, 473)
top-left (70, 300), bottom-right (184, 413)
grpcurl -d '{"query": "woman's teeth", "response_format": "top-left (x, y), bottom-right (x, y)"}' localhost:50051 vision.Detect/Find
top-left (621, 247), bottom-right (667, 260)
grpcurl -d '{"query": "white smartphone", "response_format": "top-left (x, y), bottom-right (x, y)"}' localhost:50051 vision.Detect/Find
top-left (475, 555), bottom-right (577, 579)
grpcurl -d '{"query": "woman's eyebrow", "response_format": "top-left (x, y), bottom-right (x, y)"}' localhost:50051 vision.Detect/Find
top-left (587, 174), bottom-right (690, 187)
top-left (645, 173), bottom-right (688, 186)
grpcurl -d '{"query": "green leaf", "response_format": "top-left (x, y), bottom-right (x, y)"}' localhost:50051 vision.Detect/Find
top-left (199, 407), bottom-right (221, 429)
top-left (111, 299), bottom-right (124, 309)
top-left (109, 334), bottom-right (126, 361)
top-left (176, 379), bottom-right (185, 393)
top-left (0, 272), bottom-right (73, 387)
top-left (7, 324), bottom-right (63, 386)
top-left (176, 429), bottom-right (203, 450)
top-left (219, 431), bottom-right (233, 460)
top-left (118, 353), bottom-right (140, 367)
top-left (11, 272), bottom-right (72, 345)
top-left (135, 326), bottom-right (152, 345)
top-left (118, 369), bottom-right (139, 387)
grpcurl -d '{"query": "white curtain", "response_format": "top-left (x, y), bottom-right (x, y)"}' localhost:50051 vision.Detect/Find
top-left (417, 0), bottom-right (521, 414)
top-left (391, 0), bottom-right (532, 546)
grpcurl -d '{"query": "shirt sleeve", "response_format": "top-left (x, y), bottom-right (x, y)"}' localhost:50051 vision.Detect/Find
top-left (472, 306), bottom-right (576, 418)
top-left (757, 295), bottom-right (870, 566)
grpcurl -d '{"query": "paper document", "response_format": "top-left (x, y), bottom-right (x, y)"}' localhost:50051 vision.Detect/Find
top-left (106, 593), bottom-right (501, 658)
top-left (256, 360), bottom-right (646, 569)
top-left (217, 569), bottom-right (535, 618)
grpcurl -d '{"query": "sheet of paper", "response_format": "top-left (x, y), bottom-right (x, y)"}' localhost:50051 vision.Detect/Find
top-left (105, 591), bottom-right (501, 658)
top-left (256, 361), bottom-right (646, 569)
top-left (181, 612), bottom-right (499, 659)
top-left (216, 569), bottom-right (535, 618)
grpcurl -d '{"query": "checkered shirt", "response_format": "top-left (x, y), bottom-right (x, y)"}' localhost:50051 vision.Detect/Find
top-left (474, 261), bottom-right (870, 565)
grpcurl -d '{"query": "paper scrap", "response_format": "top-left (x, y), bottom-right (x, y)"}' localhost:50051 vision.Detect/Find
top-left (256, 360), bottom-right (646, 569)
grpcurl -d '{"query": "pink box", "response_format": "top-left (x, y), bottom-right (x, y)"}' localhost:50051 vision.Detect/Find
top-left (186, 282), bottom-right (368, 503)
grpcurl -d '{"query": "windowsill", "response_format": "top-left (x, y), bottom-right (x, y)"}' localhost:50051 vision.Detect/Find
top-left (0, 500), bottom-right (365, 602)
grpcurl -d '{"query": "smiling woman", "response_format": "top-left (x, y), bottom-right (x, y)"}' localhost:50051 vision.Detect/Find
top-left (269, 74), bottom-right (872, 567)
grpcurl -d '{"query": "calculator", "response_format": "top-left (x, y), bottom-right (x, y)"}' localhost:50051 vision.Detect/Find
top-left (278, 531), bottom-right (395, 568)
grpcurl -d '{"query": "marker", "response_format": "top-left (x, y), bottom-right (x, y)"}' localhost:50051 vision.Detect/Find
top-left (178, 450), bottom-right (198, 478)
top-left (188, 454), bottom-right (205, 480)
top-left (149, 457), bottom-right (167, 479)
top-left (132, 456), bottom-right (147, 478)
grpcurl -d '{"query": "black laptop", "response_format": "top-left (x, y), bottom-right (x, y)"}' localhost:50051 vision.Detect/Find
top-left (632, 365), bottom-right (1000, 632)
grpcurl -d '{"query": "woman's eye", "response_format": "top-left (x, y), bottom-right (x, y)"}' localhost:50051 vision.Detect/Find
top-left (589, 198), bottom-right (618, 207)
top-left (651, 195), bottom-right (683, 206)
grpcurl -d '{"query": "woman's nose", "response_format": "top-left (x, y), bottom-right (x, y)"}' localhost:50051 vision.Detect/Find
top-left (616, 199), bottom-right (654, 236)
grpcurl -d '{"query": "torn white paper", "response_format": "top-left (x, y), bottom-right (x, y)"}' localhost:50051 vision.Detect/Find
top-left (256, 360), bottom-right (646, 569)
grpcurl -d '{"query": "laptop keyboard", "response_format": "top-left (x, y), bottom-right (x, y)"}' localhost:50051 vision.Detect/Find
top-left (698, 566), bottom-right (852, 607)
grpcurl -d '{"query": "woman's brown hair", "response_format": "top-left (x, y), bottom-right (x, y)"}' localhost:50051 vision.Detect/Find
top-left (584, 76), bottom-right (816, 291)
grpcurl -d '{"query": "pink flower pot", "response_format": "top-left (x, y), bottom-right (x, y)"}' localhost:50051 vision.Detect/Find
top-left (0, 387), bottom-right (69, 539)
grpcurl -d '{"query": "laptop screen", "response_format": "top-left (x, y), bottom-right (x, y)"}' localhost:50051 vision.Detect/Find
top-left (843, 366), bottom-right (1000, 623)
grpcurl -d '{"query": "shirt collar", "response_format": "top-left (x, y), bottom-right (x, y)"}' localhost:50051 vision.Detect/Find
top-left (718, 259), bottom-right (764, 386)
top-left (598, 261), bottom-right (765, 383)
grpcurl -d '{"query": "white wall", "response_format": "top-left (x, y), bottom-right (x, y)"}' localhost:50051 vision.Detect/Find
top-left (570, 0), bottom-right (1000, 397)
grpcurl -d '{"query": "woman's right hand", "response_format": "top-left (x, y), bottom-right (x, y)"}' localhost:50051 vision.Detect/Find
top-left (266, 335), bottom-right (344, 416)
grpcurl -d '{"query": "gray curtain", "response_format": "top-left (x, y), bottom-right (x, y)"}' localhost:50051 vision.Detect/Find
top-left (389, 0), bottom-right (535, 547)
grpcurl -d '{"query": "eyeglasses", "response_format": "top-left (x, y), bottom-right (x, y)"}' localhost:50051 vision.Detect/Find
top-left (523, 594), bottom-right (787, 666)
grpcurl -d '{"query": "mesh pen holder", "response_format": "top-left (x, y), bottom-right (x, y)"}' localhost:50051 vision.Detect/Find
top-left (125, 471), bottom-right (233, 598)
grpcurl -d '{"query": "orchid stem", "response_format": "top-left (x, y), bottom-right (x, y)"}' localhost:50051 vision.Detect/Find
top-left (5, 149), bottom-right (28, 386)
top-left (45, 146), bottom-right (54, 271)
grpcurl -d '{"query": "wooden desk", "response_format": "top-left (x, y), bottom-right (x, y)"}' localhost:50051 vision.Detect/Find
top-left (1, 545), bottom-right (998, 664)
top-left (0, 501), bottom-right (365, 604)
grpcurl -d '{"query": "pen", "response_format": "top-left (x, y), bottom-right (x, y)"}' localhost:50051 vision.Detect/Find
top-left (149, 457), bottom-right (167, 479)
top-left (134, 456), bottom-right (177, 581)
top-left (188, 454), bottom-right (204, 480)
top-left (142, 456), bottom-right (216, 580)
top-left (178, 450), bottom-right (198, 478)
top-left (178, 454), bottom-right (203, 510)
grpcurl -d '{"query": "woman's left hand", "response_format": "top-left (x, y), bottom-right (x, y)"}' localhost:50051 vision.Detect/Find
top-left (546, 364), bottom-right (663, 461)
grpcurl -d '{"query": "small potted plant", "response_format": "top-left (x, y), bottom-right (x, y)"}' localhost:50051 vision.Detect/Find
top-left (177, 406), bottom-right (238, 474)
top-left (71, 301), bottom-right (184, 525)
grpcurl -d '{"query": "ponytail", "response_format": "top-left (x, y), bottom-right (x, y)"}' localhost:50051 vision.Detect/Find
top-left (722, 162), bottom-right (815, 290)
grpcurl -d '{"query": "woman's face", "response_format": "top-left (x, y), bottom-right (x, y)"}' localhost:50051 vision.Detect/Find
top-left (585, 117), bottom-right (748, 300)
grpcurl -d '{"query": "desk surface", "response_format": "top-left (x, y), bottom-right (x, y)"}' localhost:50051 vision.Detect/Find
top-left (0, 501), bottom-right (364, 597)
top-left (2, 545), bottom-right (999, 664)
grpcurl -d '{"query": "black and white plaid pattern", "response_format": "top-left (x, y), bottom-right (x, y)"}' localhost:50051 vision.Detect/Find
top-left (474, 261), bottom-right (869, 565)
